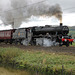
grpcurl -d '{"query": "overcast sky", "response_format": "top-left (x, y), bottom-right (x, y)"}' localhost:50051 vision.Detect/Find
top-left (49, 0), bottom-right (75, 13)
top-left (0, 0), bottom-right (75, 30)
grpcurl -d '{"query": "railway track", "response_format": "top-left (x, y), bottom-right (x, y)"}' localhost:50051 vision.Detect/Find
top-left (0, 43), bottom-right (75, 55)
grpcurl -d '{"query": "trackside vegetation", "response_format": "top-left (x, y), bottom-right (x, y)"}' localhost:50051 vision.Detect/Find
top-left (0, 47), bottom-right (75, 75)
top-left (72, 42), bottom-right (75, 46)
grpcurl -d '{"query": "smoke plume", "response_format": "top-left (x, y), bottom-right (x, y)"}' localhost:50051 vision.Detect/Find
top-left (0, 0), bottom-right (62, 28)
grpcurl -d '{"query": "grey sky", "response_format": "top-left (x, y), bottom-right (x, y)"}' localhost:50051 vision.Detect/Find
top-left (0, 0), bottom-right (75, 13)
top-left (47, 0), bottom-right (75, 13)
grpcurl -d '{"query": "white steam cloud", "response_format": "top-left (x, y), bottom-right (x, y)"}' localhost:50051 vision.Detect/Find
top-left (0, 0), bottom-right (62, 28)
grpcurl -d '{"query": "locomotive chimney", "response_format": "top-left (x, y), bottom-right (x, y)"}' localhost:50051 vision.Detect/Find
top-left (60, 23), bottom-right (62, 26)
top-left (60, 18), bottom-right (62, 26)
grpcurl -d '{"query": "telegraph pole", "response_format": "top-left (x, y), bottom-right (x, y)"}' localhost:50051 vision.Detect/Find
top-left (12, 18), bottom-right (14, 29)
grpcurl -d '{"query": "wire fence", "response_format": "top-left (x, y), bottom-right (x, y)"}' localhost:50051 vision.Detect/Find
top-left (35, 65), bottom-right (75, 75)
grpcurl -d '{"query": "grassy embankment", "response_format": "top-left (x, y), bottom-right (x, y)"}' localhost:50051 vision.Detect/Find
top-left (69, 26), bottom-right (75, 38)
top-left (0, 47), bottom-right (75, 75)
top-left (72, 42), bottom-right (75, 46)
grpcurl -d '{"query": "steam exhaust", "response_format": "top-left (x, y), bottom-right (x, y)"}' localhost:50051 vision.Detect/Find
top-left (0, 0), bottom-right (62, 28)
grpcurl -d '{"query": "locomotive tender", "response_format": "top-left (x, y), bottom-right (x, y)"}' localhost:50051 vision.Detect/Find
top-left (0, 24), bottom-right (74, 47)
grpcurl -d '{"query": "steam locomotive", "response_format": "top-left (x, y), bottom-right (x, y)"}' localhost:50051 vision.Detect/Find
top-left (0, 23), bottom-right (74, 47)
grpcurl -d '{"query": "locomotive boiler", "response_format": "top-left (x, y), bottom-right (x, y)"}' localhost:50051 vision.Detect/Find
top-left (32, 24), bottom-right (69, 36)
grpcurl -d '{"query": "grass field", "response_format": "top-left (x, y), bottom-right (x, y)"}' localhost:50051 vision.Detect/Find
top-left (69, 26), bottom-right (75, 38)
top-left (0, 47), bottom-right (75, 75)
top-left (72, 42), bottom-right (75, 46)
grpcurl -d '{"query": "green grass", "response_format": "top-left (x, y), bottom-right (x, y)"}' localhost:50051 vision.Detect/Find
top-left (0, 47), bottom-right (75, 75)
top-left (72, 42), bottom-right (75, 46)
top-left (69, 31), bottom-right (75, 37)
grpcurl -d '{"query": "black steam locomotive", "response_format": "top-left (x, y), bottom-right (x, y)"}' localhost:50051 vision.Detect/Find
top-left (0, 23), bottom-right (74, 47)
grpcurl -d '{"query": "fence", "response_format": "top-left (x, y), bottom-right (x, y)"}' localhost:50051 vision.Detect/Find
top-left (35, 65), bottom-right (75, 75)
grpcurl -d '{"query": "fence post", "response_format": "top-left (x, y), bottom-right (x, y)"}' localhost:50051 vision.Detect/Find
top-left (62, 65), bottom-right (64, 75)
top-left (36, 71), bottom-right (38, 75)
top-left (71, 69), bottom-right (72, 75)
